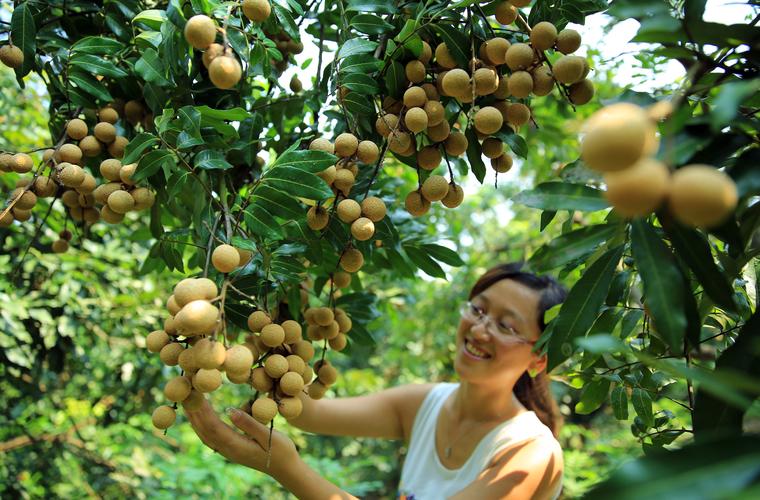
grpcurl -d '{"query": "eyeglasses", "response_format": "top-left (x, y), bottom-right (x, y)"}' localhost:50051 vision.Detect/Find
top-left (459, 301), bottom-right (536, 345)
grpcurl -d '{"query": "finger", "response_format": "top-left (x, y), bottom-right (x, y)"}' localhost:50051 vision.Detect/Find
top-left (227, 408), bottom-right (271, 446)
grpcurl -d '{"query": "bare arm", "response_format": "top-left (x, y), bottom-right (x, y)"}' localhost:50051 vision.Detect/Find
top-left (289, 383), bottom-right (435, 441)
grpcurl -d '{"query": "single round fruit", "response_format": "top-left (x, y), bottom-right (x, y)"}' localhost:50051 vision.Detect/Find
top-left (552, 55), bottom-right (586, 84)
top-left (508, 71), bottom-right (533, 98)
top-left (52, 239), bottom-right (69, 253)
top-left (165, 376), bottom-right (192, 402)
top-left (252, 397), bottom-right (278, 424)
top-left (474, 67), bottom-right (499, 96)
top-left (309, 137), bottom-right (334, 154)
top-left (337, 199), bottom-right (361, 223)
top-left (444, 131), bottom-right (468, 157)
top-left (94, 122), bottom-right (116, 143)
top-left (252, 367), bottom-right (273, 392)
top-left (98, 107), bottom-right (119, 124)
top-left (184, 15), bottom-right (217, 49)
top-left (405, 190), bottom-right (431, 216)
top-left (212, 244), bottom-right (240, 273)
top-left (340, 248), bottom-right (364, 273)
top-left (33, 176), bottom-right (58, 198)
top-left (332, 271), bottom-right (352, 289)
top-left (11, 153), bottom-right (33, 173)
top-left (317, 363), bottom-right (338, 385)
top-left (604, 158), bottom-right (670, 218)
top-left (159, 342), bottom-right (184, 366)
top-left (426, 120), bottom-right (450, 143)
top-left (403, 86), bottom-right (428, 108)
top-left (209, 55), bottom-right (242, 89)
top-left (264, 354), bottom-right (289, 378)
top-left (0, 44), bottom-right (24, 68)
top-left (481, 138), bottom-right (504, 159)
top-left (100, 206), bottom-right (124, 224)
top-left (194, 338), bottom-right (227, 369)
top-left (360, 196), bottom-right (386, 222)
top-left (405, 60), bottom-right (426, 83)
top-left (357, 141), bottom-right (379, 164)
top-left (203, 43), bottom-right (225, 68)
top-left (99, 159), bottom-right (122, 181)
top-left (12, 189), bottom-right (37, 210)
top-left (79, 136), bottom-right (102, 157)
top-left (442, 69), bottom-right (470, 98)
top-left (492, 153), bottom-right (514, 173)
top-left (76, 174), bottom-right (96, 194)
top-left (484, 37), bottom-right (510, 65)
top-left (175, 278), bottom-right (218, 307)
top-left (506, 103), bottom-right (531, 127)
top-left (224, 344), bottom-right (255, 373)
top-left (569, 79), bottom-right (595, 105)
top-left (419, 40), bottom-right (432, 64)
top-left (66, 119), bottom-right (88, 140)
top-left (152, 406), bottom-right (176, 429)
top-left (243, 0), bottom-right (272, 23)
top-left (421, 175), bottom-right (449, 201)
top-left (375, 114), bottom-right (399, 137)
top-left (308, 381), bottom-right (328, 399)
top-left (292, 340), bottom-right (314, 362)
top-left (329, 333), bottom-right (348, 351)
top-left (351, 217), bottom-right (375, 241)
top-left (107, 190), bottom-right (135, 214)
top-left (531, 22), bottom-right (558, 51)
top-left (132, 188), bottom-right (156, 211)
top-left (193, 368), bottom-right (222, 393)
top-left (334, 133), bottom-right (359, 158)
top-left (278, 396), bottom-right (303, 419)
top-left (317, 165), bottom-right (337, 185)
top-left (248, 310), bottom-right (272, 332)
top-left (556, 29), bottom-right (582, 54)
top-left (417, 146), bottom-right (441, 170)
top-left (290, 75), bottom-right (302, 92)
top-left (531, 65), bottom-right (554, 96)
top-left (581, 103), bottom-right (658, 172)
top-left (59, 164), bottom-right (86, 187)
top-left (422, 82), bottom-right (440, 101)
top-left (281, 320), bottom-right (302, 344)
top-left (146, 330), bottom-right (170, 353)
top-left (260, 323), bottom-right (285, 347)
top-left (668, 164), bottom-right (738, 228)
top-left (442, 183), bottom-right (464, 208)
top-left (495, 1), bottom-right (518, 25)
top-left (505, 43), bottom-right (534, 71)
top-left (388, 130), bottom-right (412, 155)
top-left (119, 163), bottom-right (137, 185)
top-left (307, 205), bottom-right (330, 230)
top-left (176, 300), bottom-right (219, 336)
top-left (473, 107), bottom-right (504, 135)
top-left (280, 371), bottom-right (305, 396)
top-left (424, 101), bottom-right (445, 127)
top-left (405, 107), bottom-right (429, 133)
top-left (435, 42), bottom-right (457, 69)
top-left (125, 100), bottom-right (145, 125)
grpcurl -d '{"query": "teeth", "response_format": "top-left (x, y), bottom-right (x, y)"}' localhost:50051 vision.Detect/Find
top-left (465, 340), bottom-right (490, 359)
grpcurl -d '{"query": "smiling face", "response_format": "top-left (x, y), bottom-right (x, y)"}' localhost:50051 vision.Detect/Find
top-left (454, 278), bottom-right (547, 384)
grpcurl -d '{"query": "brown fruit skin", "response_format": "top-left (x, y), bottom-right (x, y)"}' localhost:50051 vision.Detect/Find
top-left (569, 79), bottom-right (595, 105)
top-left (107, 190), bottom-right (135, 214)
top-left (334, 133), bottom-right (359, 158)
top-left (474, 67), bottom-right (499, 96)
top-left (66, 119), bottom-right (89, 140)
top-left (361, 196), bottom-right (386, 222)
top-left (388, 130), bottom-right (412, 155)
top-left (337, 199), bottom-right (361, 223)
top-left (152, 406), bottom-right (176, 430)
top-left (164, 376), bottom-right (192, 402)
top-left (59, 164), bottom-right (86, 188)
top-left (203, 43), bottom-right (225, 68)
top-left (357, 141), bottom-right (379, 164)
top-left (308, 381), bottom-right (328, 400)
top-left (193, 368), bottom-right (223, 393)
top-left (441, 183), bottom-right (464, 208)
top-left (252, 397), bottom-right (279, 425)
top-left (506, 103), bottom-right (531, 127)
top-left (146, 330), bottom-right (170, 353)
top-left (340, 248), bottom-right (364, 273)
top-left (278, 396), bottom-right (304, 419)
top-left (79, 136), bottom-right (102, 157)
top-left (332, 271), bottom-right (352, 289)
top-left (442, 69), bottom-right (470, 99)
top-left (309, 137), bottom-right (334, 154)
top-left (481, 138), bottom-right (504, 159)
top-left (224, 344), bottom-right (255, 373)
top-left (421, 175), bottom-right (449, 202)
top-left (264, 354), bottom-right (289, 378)
top-left (261, 323), bottom-right (286, 347)
top-left (531, 65), bottom-right (554, 96)
top-left (12, 189), bottom-right (37, 210)
top-left (530, 22), bottom-right (558, 51)
top-left (33, 176), bottom-right (58, 198)
top-left (292, 340), bottom-right (314, 362)
top-left (668, 164), bottom-right (738, 228)
top-left (495, 2), bottom-right (518, 25)
top-left (184, 15), bottom-right (217, 49)
top-left (405, 190), bottom-right (431, 217)
top-left (552, 55), bottom-right (586, 84)
top-left (405, 60), bottom-right (426, 83)
top-left (98, 107), bottom-right (119, 124)
top-left (505, 43), bottom-right (534, 71)
top-left (492, 153), bottom-right (514, 173)
top-left (507, 71), bottom-right (533, 99)
top-left (403, 86), bottom-right (428, 108)
top-left (209, 55), bottom-right (242, 89)
top-left (289, 75), bottom-right (302, 93)
top-left (307, 205), bottom-right (330, 230)
top-left (52, 239), bottom-right (69, 253)
top-left (11, 153), bottom-right (33, 173)
top-left (417, 146), bottom-right (441, 171)
top-left (418, 40), bottom-right (432, 64)
top-left (94, 122), bottom-right (116, 144)
top-left (473, 106), bottom-right (504, 135)
top-left (243, 0), bottom-right (272, 23)
top-left (604, 159), bottom-right (670, 218)
top-left (582, 103), bottom-right (658, 172)
top-left (556, 29), bottom-right (582, 54)
top-left (483, 37), bottom-right (510, 65)
top-left (351, 217), bottom-right (375, 241)
top-left (424, 100), bottom-right (445, 127)
top-left (173, 278), bottom-right (218, 309)
top-left (444, 131), bottom-right (468, 157)
top-left (434, 42), bottom-right (457, 69)
top-left (0, 45), bottom-right (24, 68)
top-left (426, 120), bottom-right (451, 143)
top-left (405, 107), bottom-right (429, 133)
top-left (55, 144), bottom-right (83, 164)
top-left (124, 100), bottom-right (145, 125)
top-left (212, 244), bottom-right (240, 273)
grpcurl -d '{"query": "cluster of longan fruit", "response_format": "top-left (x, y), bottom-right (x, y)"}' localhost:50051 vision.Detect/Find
top-left (269, 31), bottom-right (304, 74)
top-left (584, 102), bottom-right (738, 228)
top-left (0, 43), bottom-right (23, 68)
top-left (0, 153), bottom-right (45, 227)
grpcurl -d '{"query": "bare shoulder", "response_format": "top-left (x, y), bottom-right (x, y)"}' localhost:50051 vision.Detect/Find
top-left (387, 383), bottom-right (437, 442)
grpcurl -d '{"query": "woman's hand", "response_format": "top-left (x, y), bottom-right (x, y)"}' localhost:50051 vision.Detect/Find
top-left (184, 397), bottom-right (299, 478)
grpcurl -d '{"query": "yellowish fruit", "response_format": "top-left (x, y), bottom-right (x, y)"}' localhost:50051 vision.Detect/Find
top-left (98, 107), bottom-right (119, 124)
top-left (165, 376), bottom-right (192, 402)
top-left (100, 206), bottom-right (124, 224)
top-left (159, 342), bottom-right (184, 366)
top-left (292, 339), bottom-right (315, 362)
top-left (495, 2), bottom-right (518, 25)
top-left (176, 300), bottom-right (219, 336)
top-left (79, 136), bottom-right (102, 157)
top-left (340, 248), bottom-right (364, 273)
top-left (552, 55), bottom-right (586, 84)
top-left (11, 189), bottom-right (37, 210)
top-left (474, 67), bottom-right (499, 96)
top-left (556, 29), bottom-right (582, 54)
top-left (492, 153), bottom-right (514, 173)
top-left (506, 102), bottom-right (531, 127)
top-left (426, 120), bottom-right (451, 143)
top-left (212, 244), bottom-right (240, 273)
top-left (531, 22), bottom-right (558, 51)
top-left (309, 137), bottom-right (334, 154)
top-left (66, 119), bottom-right (88, 140)
top-left (193, 368), bottom-right (222, 393)
top-left (473, 106), bottom-right (504, 135)
top-left (175, 278), bottom-right (218, 307)
top-left (357, 141), bottom-right (379, 164)
top-left (334, 133), bottom-right (359, 158)
top-left (421, 175), bottom-right (449, 201)
top-left (403, 86), bottom-right (428, 108)
top-left (388, 130), bottom-right (412, 154)
top-left (405, 190), bottom-right (431, 216)
top-left (531, 65), bottom-right (554, 96)
top-left (508, 71), bottom-right (533, 98)
top-left (419, 40), bottom-right (432, 64)
top-left (332, 271), bottom-right (352, 289)
top-left (581, 103), bottom-right (658, 172)
top-left (107, 189), bottom-right (135, 214)
top-left (94, 122), bottom-right (116, 143)
top-left (307, 205), bottom-right (330, 230)
top-left (569, 79), bottom-right (595, 105)
top-left (351, 217), bottom-right (375, 241)
top-left (252, 367), bottom-right (273, 392)
top-left (668, 164), bottom-right (738, 228)
top-left (278, 396), bottom-right (303, 419)
top-left (317, 165), bottom-right (337, 185)
top-left (261, 323), bottom-right (285, 347)
top-left (33, 176), bottom-right (58, 198)
top-left (441, 183), bottom-right (464, 208)
top-left (361, 196), bottom-right (386, 222)
top-left (290, 75), bottom-right (302, 92)
top-left (203, 43), bottom-right (225, 68)
top-left (603, 158), bottom-right (670, 218)
top-left (194, 338), bottom-right (227, 369)
top-left (405, 107), bottom-right (429, 133)
top-left (52, 239), bottom-right (69, 253)
top-left (281, 320), bottom-right (302, 344)
top-left (337, 199), bottom-right (361, 223)
top-left (209, 55), bottom-right (242, 89)
top-left (119, 163), bottom-right (137, 185)
top-left (317, 363), bottom-right (338, 385)
top-left (424, 100), bottom-right (445, 127)
top-left (264, 353), bottom-right (289, 378)
top-left (280, 371), bottom-right (305, 396)
top-left (481, 138), bottom-right (504, 159)
top-left (243, 0), bottom-right (272, 23)
top-left (444, 131), bottom-right (468, 157)
top-left (184, 15), bottom-right (217, 49)
top-left (505, 43), bottom-right (534, 71)
top-left (434, 42), bottom-right (457, 69)
top-left (375, 114), bottom-right (398, 137)
top-left (417, 146), bottom-right (441, 170)
top-left (405, 60), bottom-right (426, 83)
top-left (152, 405), bottom-right (176, 429)
top-left (99, 159), bottom-right (122, 181)
top-left (59, 164), bottom-right (86, 187)
top-left (484, 38), bottom-right (510, 65)
top-left (11, 153), bottom-right (33, 173)
top-left (146, 330), bottom-right (170, 353)
top-left (132, 187), bottom-right (156, 211)
top-left (442, 69), bottom-right (470, 98)
top-left (308, 381), bottom-right (328, 399)
top-left (0, 45), bottom-right (24, 68)
top-left (224, 344), bottom-right (255, 373)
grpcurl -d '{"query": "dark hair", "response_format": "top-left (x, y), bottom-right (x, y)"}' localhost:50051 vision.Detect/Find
top-left (468, 262), bottom-right (567, 437)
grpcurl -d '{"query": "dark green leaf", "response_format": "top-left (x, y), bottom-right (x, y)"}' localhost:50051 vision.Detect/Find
top-left (432, 25), bottom-right (469, 68)
top-left (576, 378), bottom-right (610, 414)
top-left (273, 4), bottom-right (300, 41)
top-left (132, 9), bottom-right (167, 30)
top-left (337, 38), bottom-right (379, 59)
top-left (341, 72), bottom-right (380, 94)
top-left (350, 14), bottom-right (394, 34)
top-left (341, 54), bottom-right (384, 74)
top-left (194, 150), bottom-right (233, 170)
top-left (631, 388), bottom-right (654, 428)
top-left (68, 71), bottom-right (113, 102)
top-left (273, 150), bottom-right (338, 173)
top-left (346, 0), bottom-right (396, 14)
top-left (421, 243), bottom-right (465, 267)
top-left (265, 166), bottom-right (334, 200)
top-left (384, 60), bottom-right (406, 98)
top-left (11, 2), bottom-right (36, 78)
top-left (122, 133), bottom-right (159, 164)
top-left (136, 149), bottom-right (174, 181)
top-left (513, 182), bottom-right (609, 212)
top-left (135, 48), bottom-right (171, 86)
top-left (244, 205), bottom-right (284, 239)
top-left (70, 54), bottom-right (128, 78)
top-left (611, 386), bottom-right (629, 420)
top-left (530, 224), bottom-right (621, 271)
top-left (404, 245), bottom-right (446, 279)
top-left (465, 127), bottom-right (486, 183)
top-left (494, 129), bottom-right (528, 159)
top-left (71, 36), bottom-right (125, 55)
top-left (251, 185), bottom-right (304, 219)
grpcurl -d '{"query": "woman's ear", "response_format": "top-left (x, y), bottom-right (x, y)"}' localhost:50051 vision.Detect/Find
top-left (529, 353), bottom-right (548, 376)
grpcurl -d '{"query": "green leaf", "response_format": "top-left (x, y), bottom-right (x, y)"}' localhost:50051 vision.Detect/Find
top-left (135, 48), bottom-right (171, 86)
top-left (11, 2), bottom-right (36, 78)
top-left (341, 54), bottom-right (384, 74)
top-left (251, 185), bottom-right (304, 219)
top-left (133, 9), bottom-right (167, 30)
top-left (530, 224), bottom-right (621, 271)
top-left (342, 91), bottom-right (375, 115)
top-left (346, 0), bottom-right (396, 14)
top-left (421, 243), bottom-right (465, 267)
top-left (384, 60), bottom-right (406, 98)
top-left (231, 237), bottom-right (256, 251)
top-left (547, 244), bottom-right (625, 371)
top-left (350, 14), bottom-right (394, 34)
top-left (196, 106), bottom-right (251, 122)
top-left (71, 36), bottom-right (125, 55)
top-left (136, 149), bottom-right (175, 181)
top-left (631, 388), bottom-right (654, 428)
top-left (194, 150), bottom-right (233, 170)
top-left (122, 133), bottom-right (160, 164)
top-left (611, 386), bottom-right (629, 420)
top-left (264, 166), bottom-right (334, 200)
top-left (341, 72), bottom-right (380, 94)
top-left (273, 4), bottom-right (300, 41)
top-left (404, 245), bottom-right (446, 279)
top-left (273, 150), bottom-right (338, 173)
top-left (70, 54), bottom-right (128, 78)
top-left (338, 38), bottom-right (379, 59)
top-left (710, 80), bottom-right (760, 132)
top-left (575, 378), bottom-right (610, 415)
top-left (493, 129), bottom-right (528, 159)
top-left (630, 220), bottom-right (687, 351)
top-left (432, 24), bottom-right (470, 69)
top-left (68, 71), bottom-right (113, 102)
top-left (244, 205), bottom-right (284, 239)
top-left (465, 127), bottom-right (486, 183)
top-left (513, 182), bottom-right (609, 212)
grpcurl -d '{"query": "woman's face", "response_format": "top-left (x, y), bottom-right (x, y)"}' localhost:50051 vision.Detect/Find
top-left (454, 278), bottom-right (546, 384)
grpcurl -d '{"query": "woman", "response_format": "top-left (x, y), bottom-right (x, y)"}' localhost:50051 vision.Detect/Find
top-left (186, 263), bottom-right (567, 499)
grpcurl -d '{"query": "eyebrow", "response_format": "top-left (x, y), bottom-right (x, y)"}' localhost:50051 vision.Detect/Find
top-left (476, 295), bottom-right (526, 327)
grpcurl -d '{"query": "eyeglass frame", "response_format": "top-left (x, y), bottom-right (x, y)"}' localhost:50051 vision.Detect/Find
top-left (459, 301), bottom-right (537, 346)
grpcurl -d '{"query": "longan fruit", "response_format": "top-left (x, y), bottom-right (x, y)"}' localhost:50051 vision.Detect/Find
top-left (332, 271), bottom-right (352, 289)
top-left (506, 102), bottom-right (531, 127)
top-left (203, 43), bottom-right (225, 68)
top-left (421, 82), bottom-right (440, 101)
top-left (252, 367), bottom-right (273, 392)
top-left (357, 141), bottom-right (379, 164)
top-left (11, 189), bottom-right (36, 210)
top-left (292, 340), bottom-right (315, 362)
top-left (243, 0), bottom-right (272, 23)
top-left (119, 163), bottom-right (137, 185)
top-left (317, 165), bottom-right (337, 185)
top-left (474, 67), bottom-right (499, 96)
top-left (329, 333), bottom-right (347, 351)
top-left (485, 38), bottom-right (511, 65)
top-left (0, 44), bottom-right (24, 68)
top-left (278, 396), bottom-right (303, 419)
top-left (0, 211), bottom-right (13, 228)
top-left (308, 381), bottom-right (328, 399)
top-left (442, 183), bottom-right (464, 208)
top-left (184, 14), bottom-right (217, 49)
top-left (209, 55), bottom-right (242, 89)
top-left (375, 114), bottom-right (399, 137)
top-left (260, 323), bottom-right (285, 347)
top-left (124, 100), bottom-right (145, 125)
top-left (569, 79), bottom-right (595, 105)
top-left (403, 86), bottom-right (428, 108)
top-left (531, 22), bottom-right (558, 51)
top-left (333, 169), bottom-right (355, 194)
top-left (99, 159), bottom-right (121, 181)
top-left (152, 406), bottom-right (176, 429)
top-left (382, 96), bottom-right (403, 114)
top-left (405, 60), bottom-right (426, 83)
top-left (495, 1), bottom-right (518, 25)
top-left (552, 55), bottom-right (586, 84)
top-left (388, 130), bottom-right (412, 155)
top-left (668, 164), bottom-right (738, 228)
top-left (481, 138), bottom-right (504, 159)
top-left (302, 364), bottom-right (315, 384)
top-left (417, 146), bottom-right (441, 171)
top-left (581, 103), bottom-right (658, 172)
top-left (319, 320), bottom-right (340, 340)
top-left (182, 389), bottom-right (205, 411)
top-left (212, 244), bottom-right (240, 273)
top-left (421, 175), bottom-right (449, 202)
top-left (313, 307), bottom-right (334, 327)
top-left (306, 205), bottom-right (329, 231)
top-left (492, 153), bottom-right (514, 173)
top-left (337, 199), bottom-right (361, 223)
top-left (175, 278), bottom-right (218, 307)
top-left (264, 353), bottom-right (289, 378)
top-left (94, 122), bottom-right (116, 143)
top-left (405, 190), bottom-right (431, 216)
top-left (418, 40), bottom-right (433, 64)
top-left (59, 164), bottom-right (86, 187)
top-left (146, 330), bottom-right (170, 353)
top-left (290, 75), bottom-right (302, 92)
top-left (309, 137), bottom-right (334, 154)
top-left (76, 174), bottom-right (96, 194)
top-left (82, 207), bottom-right (100, 224)
top-left (251, 397), bottom-right (278, 424)
top-left (33, 176), bottom-right (57, 198)
top-left (556, 28), bottom-right (582, 54)
top-left (335, 133), bottom-right (359, 158)
top-left (434, 42), bottom-right (457, 69)
top-left (351, 217), bottom-right (375, 241)
top-left (166, 295), bottom-right (181, 315)
top-left (100, 206), bottom-right (124, 224)
top-left (280, 371), bottom-right (305, 396)
top-left (159, 342), bottom-right (184, 366)
top-left (107, 189), bottom-right (134, 214)
top-left (474, 106), bottom-right (504, 135)
top-left (193, 368), bottom-right (222, 393)
top-left (531, 65), bottom-right (554, 96)
top-left (194, 338), bottom-right (227, 369)
top-left (66, 119), bottom-right (88, 140)
top-left (165, 376), bottom-right (192, 402)
top-left (224, 344), bottom-right (255, 373)
top-left (0, 153), bottom-right (13, 171)
top-left (176, 300), bottom-right (219, 336)
top-left (511, 0), bottom-right (531, 6)
top-left (508, 71), bottom-right (533, 98)
top-left (444, 131), bottom-right (468, 157)
top-left (98, 107), bottom-right (119, 124)
top-left (442, 69), bottom-right (470, 98)
top-left (405, 107), bottom-right (429, 133)
top-left (317, 363), bottom-right (338, 385)
top-left (340, 248), bottom-right (364, 273)
top-left (79, 136), bottom-right (102, 157)
top-left (247, 310), bottom-right (272, 332)
top-left (132, 188), bottom-right (156, 211)
top-left (227, 369), bottom-right (251, 384)
top-left (427, 120), bottom-right (451, 143)
top-left (505, 43), bottom-right (534, 71)
top-left (603, 158), bottom-right (670, 218)
top-left (281, 320), bottom-right (302, 344)
top-left (423, 101), bottom-right (445, 127)
top-left (11, 153), bottom-right (33, 173)
top-left (51, 239), bottom-right (69, 253)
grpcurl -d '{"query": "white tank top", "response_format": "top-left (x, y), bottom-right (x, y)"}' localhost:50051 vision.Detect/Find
top-left (398, 383), bottom-right (562, 500)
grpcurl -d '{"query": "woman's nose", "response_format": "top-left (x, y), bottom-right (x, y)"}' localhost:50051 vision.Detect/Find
top-left (471, 320), bottom-right (491, 340)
